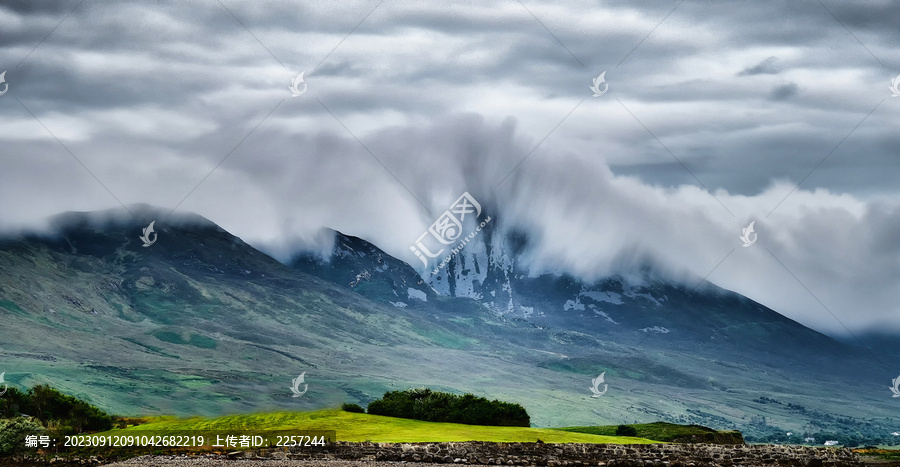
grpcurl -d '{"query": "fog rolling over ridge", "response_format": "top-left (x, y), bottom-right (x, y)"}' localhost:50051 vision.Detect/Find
top-left (246, 115), bottom-right (900, 338)
top-left (1, 2), bottom-right (898, 337)
top-left (3, 0), bottom-right (900, 453)
top-left (3, 205), bottom-right (897, 441)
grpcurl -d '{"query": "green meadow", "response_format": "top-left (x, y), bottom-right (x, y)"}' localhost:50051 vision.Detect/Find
top-left (98, 409), bottom-right (658, 444)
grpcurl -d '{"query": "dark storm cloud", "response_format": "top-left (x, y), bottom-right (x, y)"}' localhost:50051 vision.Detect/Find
top-left (770, 82), bottom-right (799, 100)
top-left (740, 57), bottom-right (780, 76)
top-left (0, 0), bottom-right (898, 335)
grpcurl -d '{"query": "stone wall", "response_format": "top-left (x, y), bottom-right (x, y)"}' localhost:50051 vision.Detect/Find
top-left (248, 441), bottom-right (862, 467)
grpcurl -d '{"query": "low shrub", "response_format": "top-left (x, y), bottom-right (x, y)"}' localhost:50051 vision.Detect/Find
top-left (27, 385), bottom-right (113, 432)
top-left (1, 384), bottom-right (114, 434)
top-left (616, 424), bottom-right (639, 437)
top-left (0, 417), bottom-right (44, 456)
top-left (341, 403), bottom-right (365, 413)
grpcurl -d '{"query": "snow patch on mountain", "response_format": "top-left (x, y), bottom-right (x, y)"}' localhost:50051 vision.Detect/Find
top-left (407, 288), bottom-right (427, 302)
top-left (615, 280), bottom-right (664, 306)
top-left (564, 299), bottom-right (585, 311)
top-left (335, 246), bottom-right (356, 259)
top-left (641, 326), bottom-right (670, 334)
top-left (626, 291), bottom-right (663, 307)
top-left (450, 239), bottom-right (489, 299)
top-left (580, 290), bottom-right (624, 305)
top-left (589, 305), bottom-right (619, 324)
top-left (520, 306), bottom-right (534, 318)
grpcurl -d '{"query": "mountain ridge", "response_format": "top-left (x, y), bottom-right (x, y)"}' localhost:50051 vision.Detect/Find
top-left (0, 205), bottom-right (897, 444)
top-left (291, 223), bottom-right (854, 359)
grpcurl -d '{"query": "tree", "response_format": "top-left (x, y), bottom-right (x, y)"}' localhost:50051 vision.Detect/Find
top-left (0, 417), bottom-right (44, 457)
top-left (366, 388), bottom-right (530, 427)
top-left (0, 387), bottom-right (34, 418)
top-left (341, 403), bottom-right (365, 413)
top-left (8, 385), bottom-right (114, 434)
top-left (28, 385), bottom-right (67, 423)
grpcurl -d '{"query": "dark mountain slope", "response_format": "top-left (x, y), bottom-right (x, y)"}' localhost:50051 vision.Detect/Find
top-left (291, 228), bottom-right (864, 368)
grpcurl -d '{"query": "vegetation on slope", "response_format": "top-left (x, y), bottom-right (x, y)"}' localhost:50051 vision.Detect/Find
top-left (0, 385), bottom-right (115, 456)
top-left (101, 409), bottom-right (657, 444)
top-left (366, 388), bottom-right (530, 427)
top-left (2, 212), bottom-right (897, 444)
top-left (0, 385), bottom-right (114, 433)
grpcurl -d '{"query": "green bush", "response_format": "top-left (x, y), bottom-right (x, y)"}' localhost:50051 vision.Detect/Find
top-left (2, 385), bottom-right (114, 434)
top-left (0, 417), bottom-right (45, 456)
top-left (366, 388), bottom-right (530, 427)
top-left (341, 403), bottom-right (365, 413)
top-left (0, 383), bottom-right (115, 456)
top-left (616, 424), bottom-right (639, 437)
top-left (0, 387), bottom-right (35, 418)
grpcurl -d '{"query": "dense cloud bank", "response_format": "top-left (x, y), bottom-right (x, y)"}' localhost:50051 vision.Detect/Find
top-left (1, 0), bottom-right (897, 335)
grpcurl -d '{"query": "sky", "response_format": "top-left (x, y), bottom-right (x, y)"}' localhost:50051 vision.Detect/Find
top-left (0, 0), bottom-right (898, 337)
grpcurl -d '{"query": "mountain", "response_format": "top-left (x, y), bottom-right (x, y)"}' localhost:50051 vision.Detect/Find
top-left (291, 221), bottom-right (859, 360)
top-left (1, 205), bottom-right (898, 444)
top-left (289, 231), bottom-right (438, 309)
top-left (291, 222), bottom-right (899, 442)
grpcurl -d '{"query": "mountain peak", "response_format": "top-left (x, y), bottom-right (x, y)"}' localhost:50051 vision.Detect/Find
top-left (47, 204), bottom-right (219, 232)
top-left (290, 229), bottom-right (437, 307)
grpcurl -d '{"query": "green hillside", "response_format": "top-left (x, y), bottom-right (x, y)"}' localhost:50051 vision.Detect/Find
top-left (1, 207), bottom-right (898, 445)
top-left (98, 409), bottom-right (657, 444)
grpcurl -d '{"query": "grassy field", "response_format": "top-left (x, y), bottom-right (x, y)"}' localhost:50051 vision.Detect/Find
top-left (97, 409), bottom-right (658, 444)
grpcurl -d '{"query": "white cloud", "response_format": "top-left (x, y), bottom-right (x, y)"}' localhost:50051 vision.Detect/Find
top-left (0, 0), bottom-right (897, 336)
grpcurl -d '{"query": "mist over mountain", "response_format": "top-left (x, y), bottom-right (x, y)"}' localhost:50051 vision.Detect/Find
top-left (3, 115), bottom-right (899, 336)
top-left (1, 6), bottom-right (899, 432)
top-left (210, 114), bottom-right (898, 338)
top-left (1, 205), bottom-right (898, 444)
top-left (2, 1), bottom-right (899, 451)
top-left (289, 216), bottom-right (875, 362)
